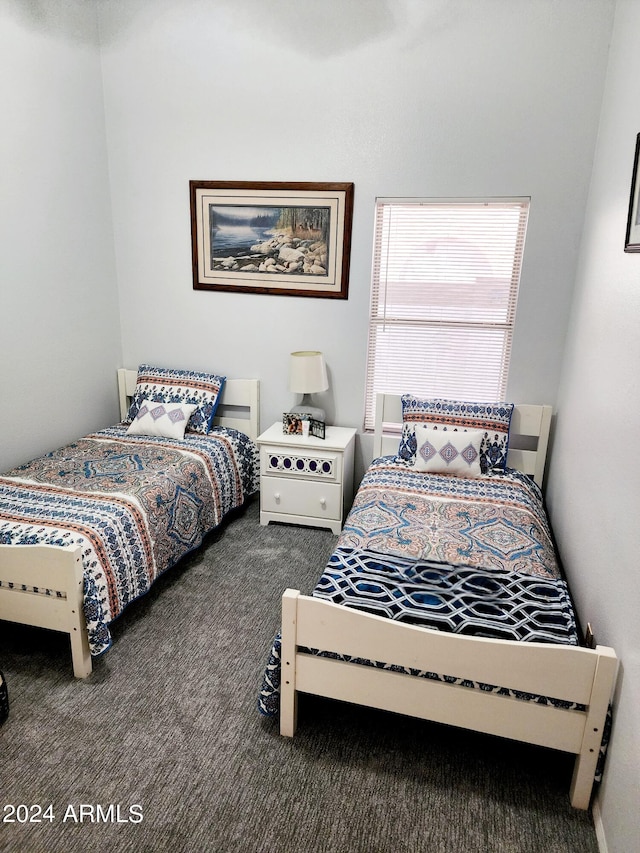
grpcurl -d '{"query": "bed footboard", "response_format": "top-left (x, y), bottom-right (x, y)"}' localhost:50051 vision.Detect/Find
top-left (0, 544), bottom-right (91, 678)
top-left (280, 589), bottom-right (617, 810)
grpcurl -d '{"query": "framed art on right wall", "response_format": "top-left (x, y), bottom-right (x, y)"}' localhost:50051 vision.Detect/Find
top-left (625, 133), bottom-right (640, 252)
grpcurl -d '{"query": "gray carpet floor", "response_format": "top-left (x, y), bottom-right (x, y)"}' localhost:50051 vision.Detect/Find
top-left (0, 498), bottom-right (599, 853)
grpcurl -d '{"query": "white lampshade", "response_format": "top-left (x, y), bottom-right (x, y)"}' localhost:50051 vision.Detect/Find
top-left (289, 351), bottom-right (329, 394)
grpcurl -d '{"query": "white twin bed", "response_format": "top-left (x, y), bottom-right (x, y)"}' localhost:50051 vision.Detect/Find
top-left (0, 367), bottom-right (260, 678)
top-left (263, 394), bottom-right (618, 810)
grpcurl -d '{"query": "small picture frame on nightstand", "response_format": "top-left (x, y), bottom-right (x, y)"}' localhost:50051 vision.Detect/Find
top-left (309, 418), bottom-right (325, 439)
top-left (282, 413), bottom-right (325, 439)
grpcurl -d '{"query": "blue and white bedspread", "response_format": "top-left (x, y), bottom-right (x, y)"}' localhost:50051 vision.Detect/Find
top-left (339, 457), bottom-right (561, 579)
top-left (0, 424), bottom-right (259, 657)
top-left (259, 457), bottom-right (579, 718)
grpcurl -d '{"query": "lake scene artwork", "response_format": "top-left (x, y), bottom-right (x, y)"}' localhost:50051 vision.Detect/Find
top-left (208, 204), bottom-right (331, 277)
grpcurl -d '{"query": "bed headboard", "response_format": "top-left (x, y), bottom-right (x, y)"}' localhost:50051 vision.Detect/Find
top-left (373, 394), bottom-right (552, 488)
top-left (117, 369), bottom-right (260, 442)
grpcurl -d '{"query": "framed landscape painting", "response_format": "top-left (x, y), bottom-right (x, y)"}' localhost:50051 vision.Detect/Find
top-left (190, 181), bottom-right (354, 297)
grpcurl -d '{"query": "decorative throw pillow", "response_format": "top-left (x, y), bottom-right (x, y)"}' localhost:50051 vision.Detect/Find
top-left (127, 399), bottom-right (197, 440)
top-left (398, 395), bottom-right (514, 473)
top-left (413, 424), bottom-right (484, 477)
top-left (125, 364), bottom-right (226, 434)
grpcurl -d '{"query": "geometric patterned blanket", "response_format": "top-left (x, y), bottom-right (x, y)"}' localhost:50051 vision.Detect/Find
top-left (0, 425), bottom-right (259, 656)
top-left (315, 546), bottom-right (578, 644)
top-left (259, 458), bottom-right (580, 718)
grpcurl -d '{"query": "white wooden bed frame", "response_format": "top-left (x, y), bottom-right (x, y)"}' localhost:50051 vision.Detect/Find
top-left (0, 368), bottom-right (260, 679)
top-left (279, 394), bottom-right (617, 810)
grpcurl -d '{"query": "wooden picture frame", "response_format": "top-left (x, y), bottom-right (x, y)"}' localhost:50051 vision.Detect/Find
top-left (282, 413), bottom-right (325, 439)
top-left (190, 181), bottom-right (354, 297)
top-left (625, 133), bottom-right (640, 252)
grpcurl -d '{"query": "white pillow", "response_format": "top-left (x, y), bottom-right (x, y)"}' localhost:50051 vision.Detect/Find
top-left (126, 398), bottom-right (197, 440)
top-left (413, 425), bottom-right (484, 478)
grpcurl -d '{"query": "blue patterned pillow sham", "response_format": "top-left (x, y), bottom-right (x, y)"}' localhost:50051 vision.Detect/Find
top-left (125, 364), bottom-right (226, 435)
top-left (398, 395), bottom-right (514, 474)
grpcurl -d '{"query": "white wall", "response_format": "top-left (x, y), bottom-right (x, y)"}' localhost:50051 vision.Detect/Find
top-left (0, 0), bottom-right (121, 471)
top-left (96, 0), bottom-right (613, 471)
top-left (545, 1), bottom-right (640, 850)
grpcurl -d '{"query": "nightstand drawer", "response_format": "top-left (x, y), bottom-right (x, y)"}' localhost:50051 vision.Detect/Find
top-left (260, 447), bottom-right (341, 482)
top-left (261, 477), bottom-right (342, 520)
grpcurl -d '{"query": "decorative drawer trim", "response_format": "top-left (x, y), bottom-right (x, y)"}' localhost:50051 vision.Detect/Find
top-left (262, 451), bottom-right (338, 480)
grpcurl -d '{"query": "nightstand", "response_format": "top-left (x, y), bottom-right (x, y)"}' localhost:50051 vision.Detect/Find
top-left (257, 422), bottom-right (357, 534)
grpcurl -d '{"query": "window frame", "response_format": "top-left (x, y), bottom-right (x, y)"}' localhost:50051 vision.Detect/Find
top-left (363, 197), bottom-right (530, 432)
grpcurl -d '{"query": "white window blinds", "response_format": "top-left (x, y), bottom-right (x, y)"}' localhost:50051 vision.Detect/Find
top-left (364, 198), bottom-right (530, 431)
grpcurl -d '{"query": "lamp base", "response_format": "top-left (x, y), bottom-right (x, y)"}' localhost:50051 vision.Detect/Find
top-left (289, 404), bottom-right (326, 423)
top-left (290, 393), bottom-right (325, 423)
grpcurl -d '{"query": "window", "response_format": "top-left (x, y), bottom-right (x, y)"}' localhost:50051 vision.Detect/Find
top-left (364, 198), bottom-right (530, 431)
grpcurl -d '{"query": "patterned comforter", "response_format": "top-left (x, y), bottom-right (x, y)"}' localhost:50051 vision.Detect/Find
top-left (0, 424), bottom-right (259, 656)
top-left (259, 457), bottom-right (579, 717)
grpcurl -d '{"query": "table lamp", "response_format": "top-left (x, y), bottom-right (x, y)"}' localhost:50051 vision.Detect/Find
top-left (289, 351), bottom-right (328, 422)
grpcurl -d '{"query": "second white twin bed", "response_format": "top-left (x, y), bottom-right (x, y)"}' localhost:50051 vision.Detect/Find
top-left (259, 393), bottom-right (617, 811)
